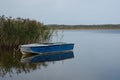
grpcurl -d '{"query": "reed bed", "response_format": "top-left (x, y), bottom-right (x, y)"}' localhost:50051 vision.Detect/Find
top-left (0, 15), bottom-right (53, 49)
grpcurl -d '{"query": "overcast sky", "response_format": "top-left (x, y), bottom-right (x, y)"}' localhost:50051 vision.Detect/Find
top-left (0, 0), bottom-right (120, 25)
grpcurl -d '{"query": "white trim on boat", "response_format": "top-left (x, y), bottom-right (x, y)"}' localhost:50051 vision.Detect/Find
top-left (20, 43), bottom-right (48, 47)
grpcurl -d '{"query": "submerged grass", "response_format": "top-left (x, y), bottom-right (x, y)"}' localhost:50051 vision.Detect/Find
top-left (0, 15), bottom-right (53, 49)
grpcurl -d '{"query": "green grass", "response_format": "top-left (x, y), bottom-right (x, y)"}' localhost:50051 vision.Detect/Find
top-left (0, 15), bottom-right (53, 49)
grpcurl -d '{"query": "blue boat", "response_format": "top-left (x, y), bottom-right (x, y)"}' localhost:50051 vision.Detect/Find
top-left (21, 51), bottom-right (74, 63)
top-left (20, 42), bottom-right (74, 54)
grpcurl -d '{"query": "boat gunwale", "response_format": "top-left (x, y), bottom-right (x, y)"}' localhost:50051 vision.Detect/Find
top-left (20, 43), bottom-right (74, 48)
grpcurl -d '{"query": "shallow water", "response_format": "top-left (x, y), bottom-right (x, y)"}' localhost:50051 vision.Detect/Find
top-left (1, 30), bottom-right (120, 80)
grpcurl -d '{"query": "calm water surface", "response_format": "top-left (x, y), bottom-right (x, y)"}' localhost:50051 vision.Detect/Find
top-left (1, 30), bottom-right (120, 80)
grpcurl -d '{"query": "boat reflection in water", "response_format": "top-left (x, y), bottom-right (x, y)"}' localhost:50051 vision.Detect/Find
top-left (21, 51), bottom-right (74, 63)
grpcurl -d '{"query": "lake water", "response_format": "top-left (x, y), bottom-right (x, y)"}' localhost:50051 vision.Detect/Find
top-left (1, 30), bottom-right (120, 80)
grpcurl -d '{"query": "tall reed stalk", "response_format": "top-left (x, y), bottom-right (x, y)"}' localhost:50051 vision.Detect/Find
top-left (0, 15), bottom-right (53, 49)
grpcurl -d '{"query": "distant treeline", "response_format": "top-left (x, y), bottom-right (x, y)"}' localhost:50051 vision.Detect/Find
top-left (46, 24), bottom-right (120, 30)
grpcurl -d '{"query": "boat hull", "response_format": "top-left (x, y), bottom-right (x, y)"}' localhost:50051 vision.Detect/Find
top-left (20, 43), bottom-right (74, 54)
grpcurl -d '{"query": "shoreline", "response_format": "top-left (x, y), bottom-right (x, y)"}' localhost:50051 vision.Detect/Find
top-left (50, 28), bottom-right (120, 30)
top-left (46, 24), bottom-right (120, 30)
